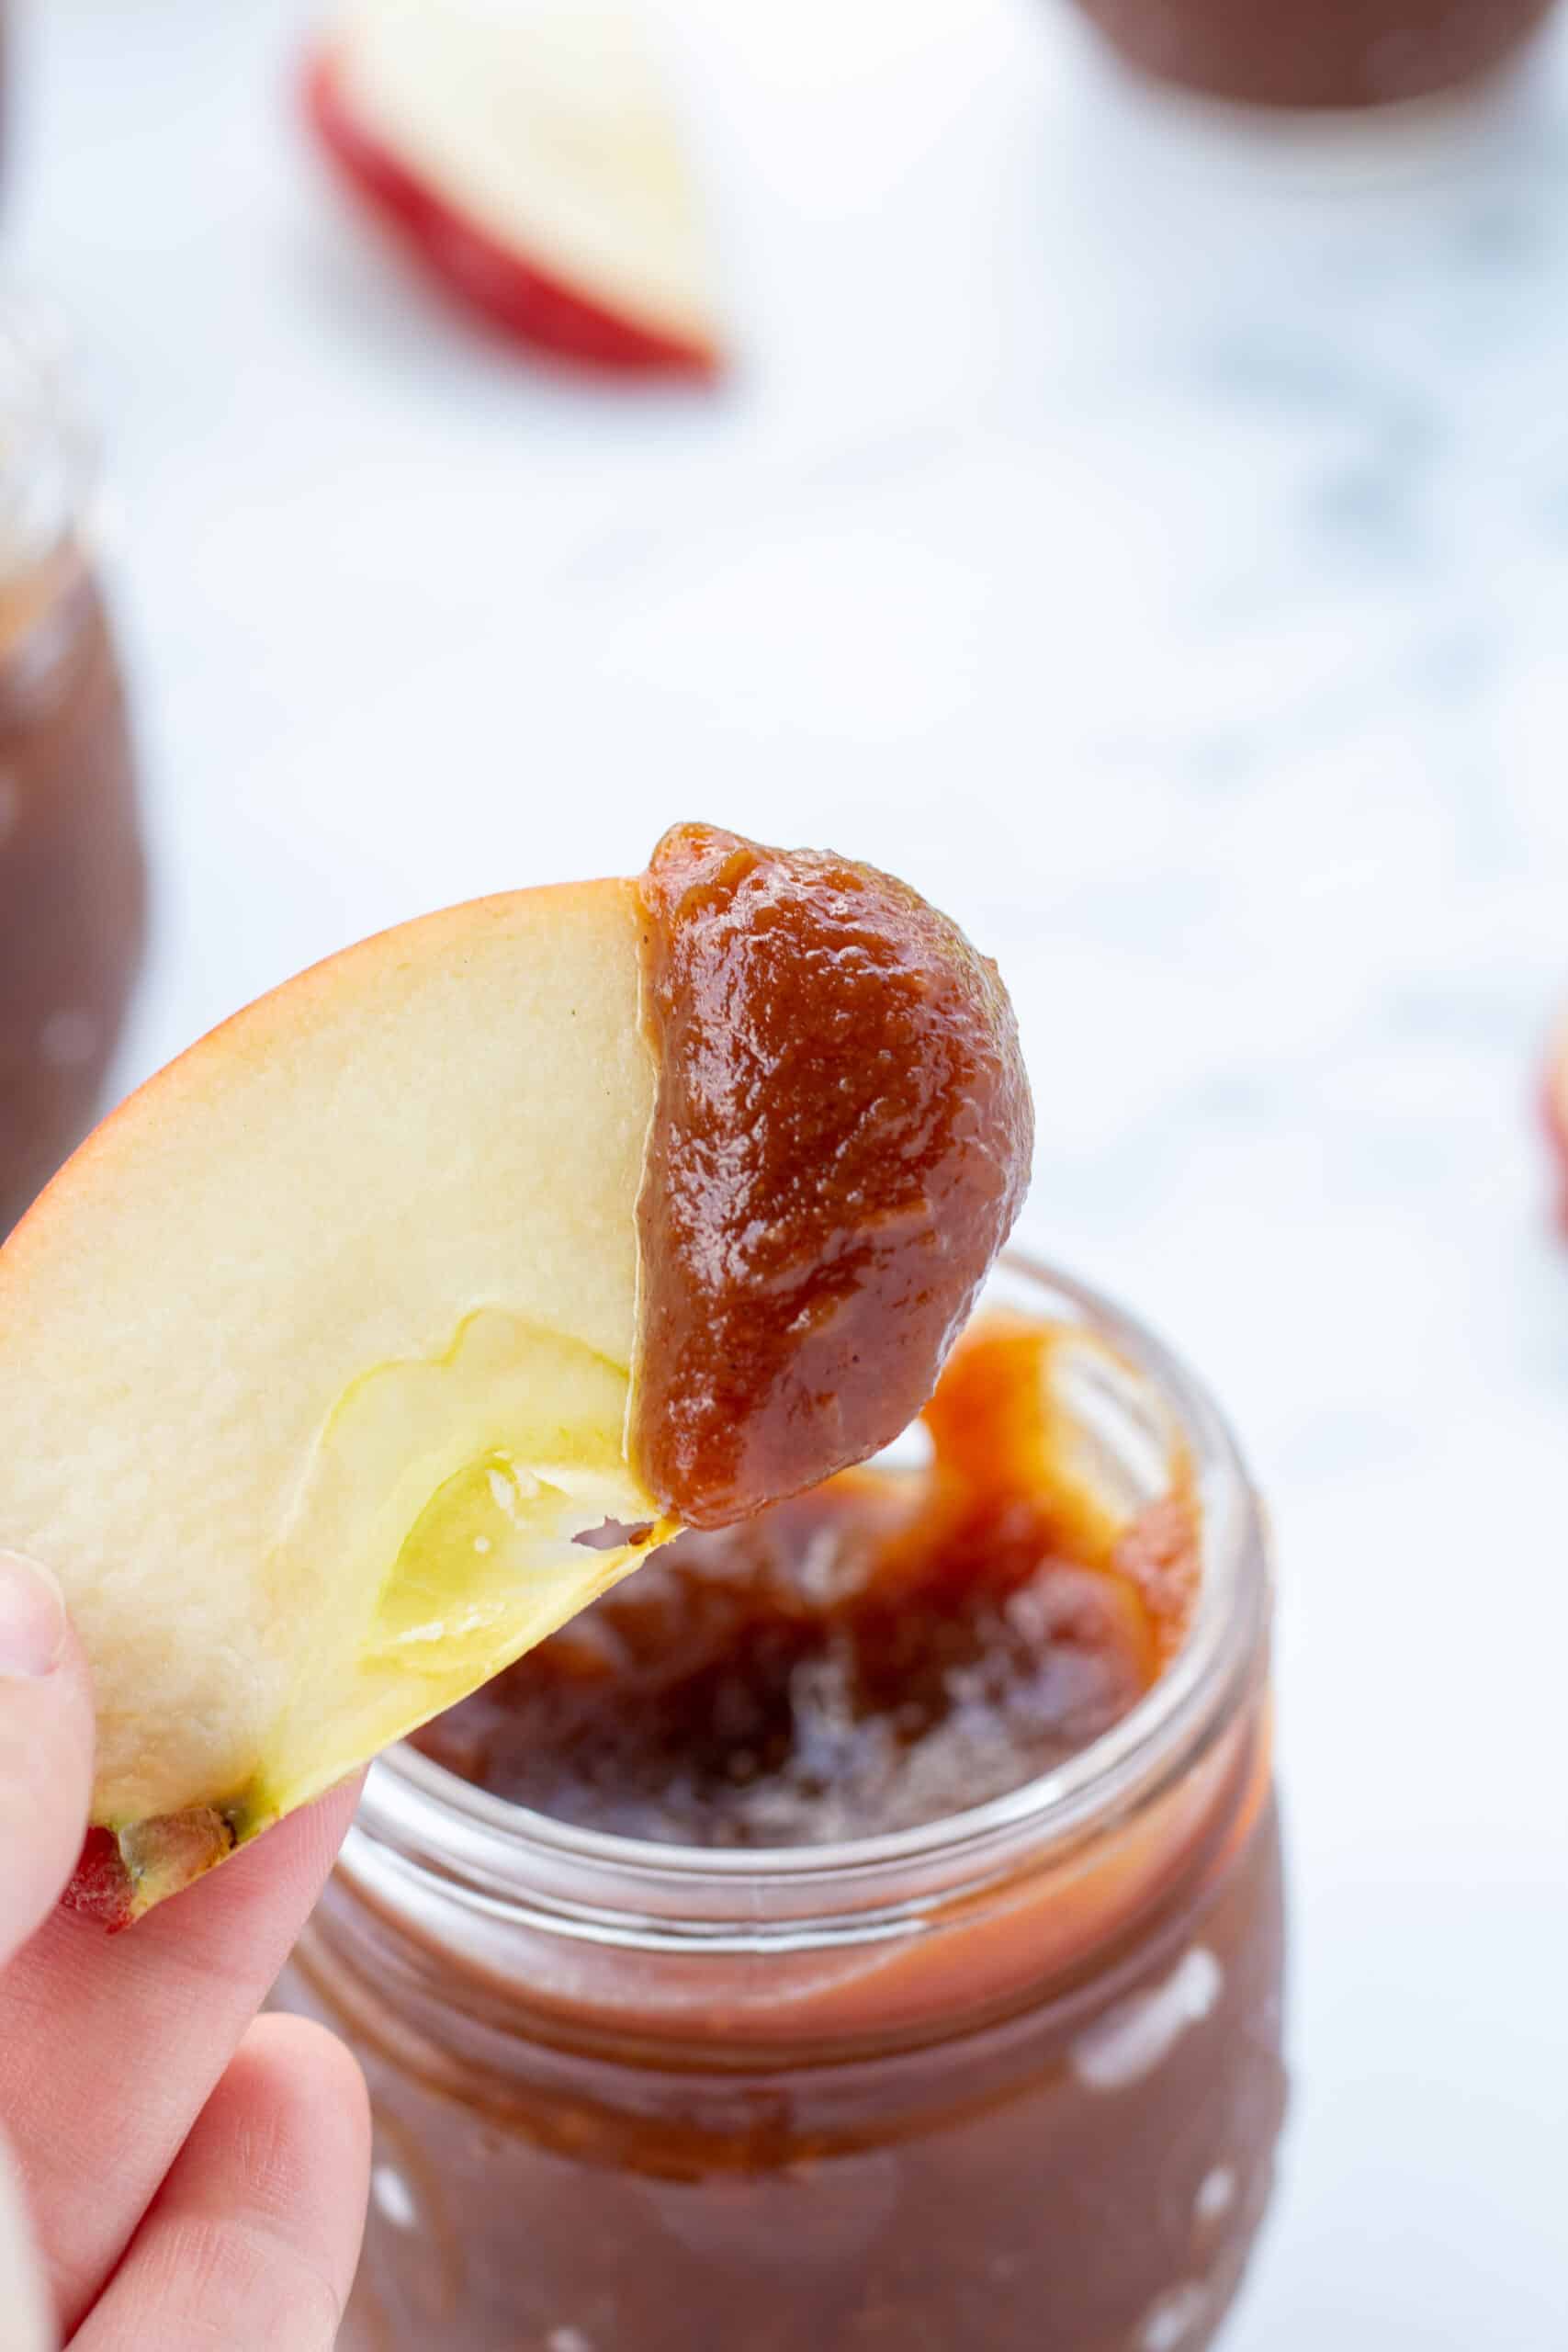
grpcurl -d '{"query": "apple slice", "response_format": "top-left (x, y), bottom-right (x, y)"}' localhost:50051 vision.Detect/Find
top-left (304, 0), bottom-right (723, 377)
top-left (0, 826), bottom-right (1030, 1924)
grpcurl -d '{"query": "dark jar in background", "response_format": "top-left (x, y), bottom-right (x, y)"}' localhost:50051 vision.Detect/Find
top-left (0, 304), bottom-right (145, 1236)
top-left (277, 1258), bottom-right (1289, 2352)
top-left (1067, 0), bottom-right (1559, 107)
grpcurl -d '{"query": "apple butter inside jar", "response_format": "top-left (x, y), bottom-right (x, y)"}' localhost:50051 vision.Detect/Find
top-left (0, 312), bottom-right (145, 1237)
top-left (280, 1260), bottom-right (1287, 2352)
top-left (413, 1311), bottom-right (1192, 1845)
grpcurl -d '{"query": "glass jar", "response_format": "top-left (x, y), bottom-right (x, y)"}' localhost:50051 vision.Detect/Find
top-left (1066, 0), bottom-right (1558, 107)
top-left (0, 302), bottom-right (146, 1237)
top-left (277, 1255), bottom-right (1287, 2352)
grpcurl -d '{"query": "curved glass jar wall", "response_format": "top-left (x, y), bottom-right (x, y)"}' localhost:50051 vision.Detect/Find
top-left (278, 1254), bottom-right (1288, 2352)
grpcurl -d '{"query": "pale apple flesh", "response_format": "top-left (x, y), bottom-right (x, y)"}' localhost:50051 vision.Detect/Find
top-left (1, 880), bottom-right (670, 1924)
top-left (305, 0), bottom-right (723, 377)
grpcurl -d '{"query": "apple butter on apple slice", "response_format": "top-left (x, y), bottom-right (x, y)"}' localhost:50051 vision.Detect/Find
top-left (635, 824), bottom-right (1032, 1527)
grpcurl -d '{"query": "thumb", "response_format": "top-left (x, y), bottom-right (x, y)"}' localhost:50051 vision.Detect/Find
top-left (0, 1551), bottom-right (95, 1968)
top-left (0, 2137), bottom-right (54, 2352)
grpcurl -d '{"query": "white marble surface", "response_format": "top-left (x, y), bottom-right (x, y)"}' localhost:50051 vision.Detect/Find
top-left (14, 0), bottom-right (1568, 2342)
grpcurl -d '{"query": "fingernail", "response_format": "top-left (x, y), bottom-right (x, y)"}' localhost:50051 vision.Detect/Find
top-left (0, 1550), bottom-right (66, 1680)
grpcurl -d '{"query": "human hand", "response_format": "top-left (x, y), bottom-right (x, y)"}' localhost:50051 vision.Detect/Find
top-left (0, 1549), bottom-right (370, 2350)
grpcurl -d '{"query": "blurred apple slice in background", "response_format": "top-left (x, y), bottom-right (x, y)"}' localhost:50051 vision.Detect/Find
top-left (1545, 1020), bottom-right (1568, 1228)
top-left (304, 0), bottom-right (725, 377)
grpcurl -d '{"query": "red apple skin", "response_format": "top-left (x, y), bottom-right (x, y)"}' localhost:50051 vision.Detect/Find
top-left (302, 49), bottom-right (721, 379)
top-left (62, 1829), bottom-right (137, 1931)
top-left (1544, 1030), bottom-right (1568, 1232)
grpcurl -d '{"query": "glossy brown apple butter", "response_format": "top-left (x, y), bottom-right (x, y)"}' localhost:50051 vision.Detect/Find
top-left (632, 824), bottom-right (1033, 1530)
top-left (1069, 0), bottom-right (1556, 106)
top-left (282, 1262), bottom-right (1284, 2352)
top-left (0, 545), bottom-right (145, 1239)
top-left (415, 1313), bottom-right (1191, 1844)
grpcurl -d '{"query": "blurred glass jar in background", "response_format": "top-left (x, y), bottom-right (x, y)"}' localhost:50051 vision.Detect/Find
top-left (0, 304), bottom-right (145, 1237)
top-left (278, 1256), bottom-right (1287, 2352)
top-left (1068, 0), bottom-right (1558, 107)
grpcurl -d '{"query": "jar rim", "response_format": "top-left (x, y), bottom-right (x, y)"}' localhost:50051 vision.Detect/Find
top-left (348, 1244), bottom-right (1270, 1942)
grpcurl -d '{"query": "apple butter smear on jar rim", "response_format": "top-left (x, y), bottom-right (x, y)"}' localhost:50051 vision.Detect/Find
top-left (415, 1304), bottom-right (1199, 1844)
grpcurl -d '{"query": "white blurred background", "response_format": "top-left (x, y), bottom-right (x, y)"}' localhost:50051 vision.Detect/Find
top-left (14, 0), bottom-right (1568, 2341)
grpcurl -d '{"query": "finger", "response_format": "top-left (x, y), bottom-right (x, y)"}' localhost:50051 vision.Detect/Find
top-left (73, 2014), bottom-right (369, 2352)
top-left (0, 1551), bottom-right (94, 1970)
top-left (0, 1772), bottom-right (362, 2337)
top-left (0, 2135), bottom-right (55, 2352)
